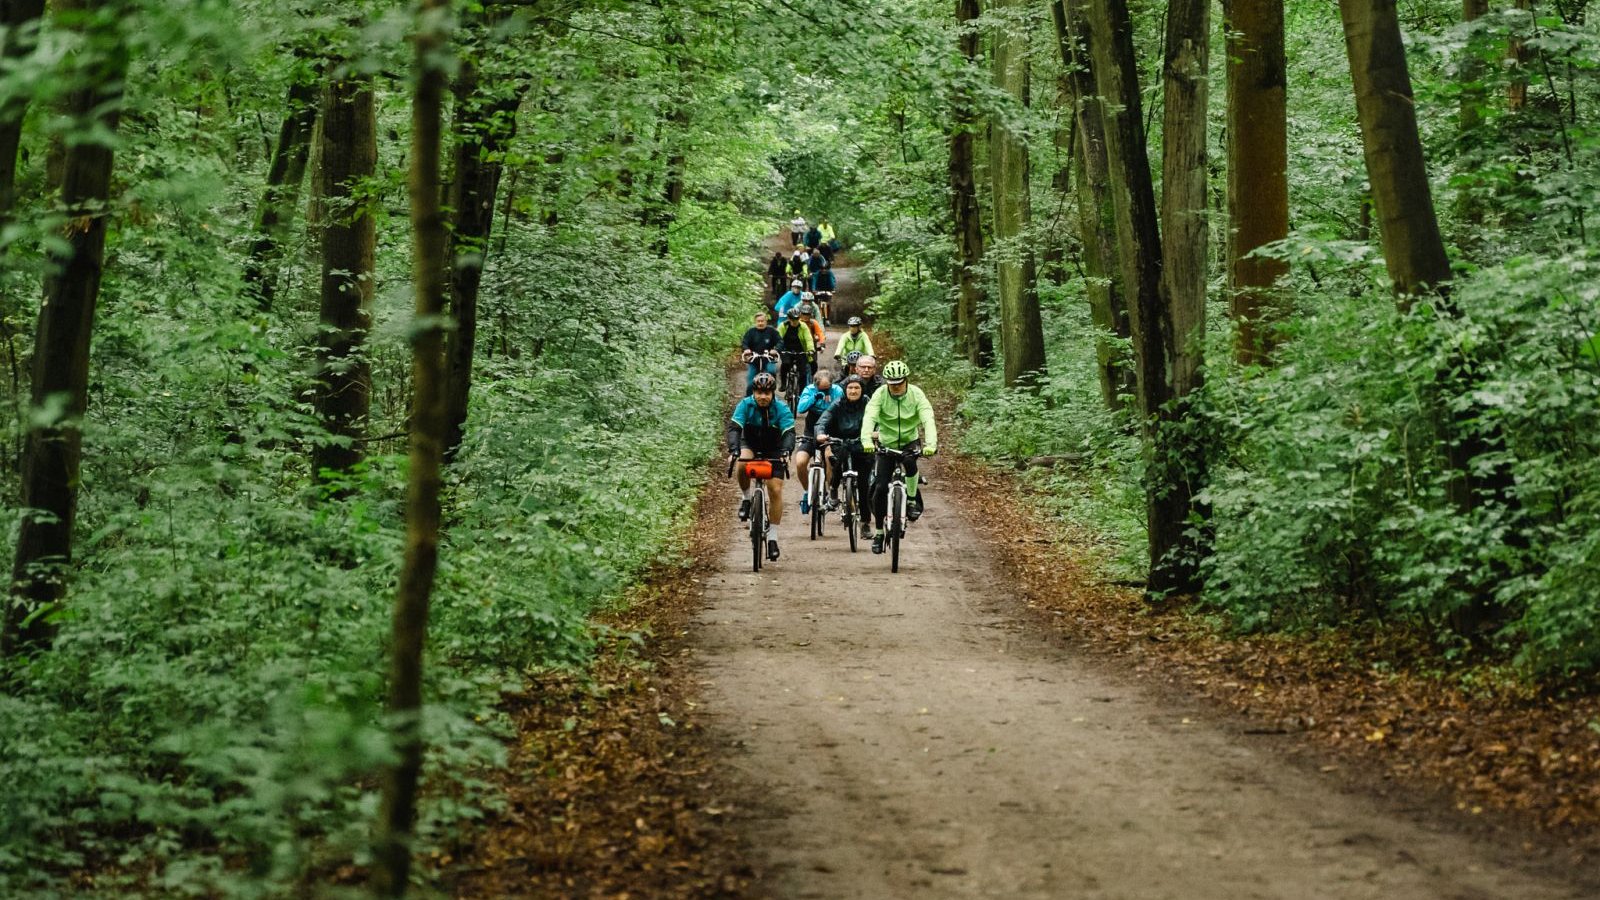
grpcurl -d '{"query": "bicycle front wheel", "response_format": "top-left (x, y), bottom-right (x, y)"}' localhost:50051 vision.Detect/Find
top-left (888, 483), bottom-right (904, 573)
top-left (750, 487), bottom-right (766, 572)
top-left (844, 475), bottom-right (858, 553)
top-left (809, 468), bottom-right (824, 540)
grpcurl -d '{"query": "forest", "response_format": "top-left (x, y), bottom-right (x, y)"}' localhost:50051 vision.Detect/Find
top-left (2, 0), bottom-right (1599, 895)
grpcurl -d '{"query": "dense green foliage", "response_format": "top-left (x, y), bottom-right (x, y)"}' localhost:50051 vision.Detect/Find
top-left (783, 0), bottom-right (1600, 675)
top-left (0, 0), bottom-right (776, 893)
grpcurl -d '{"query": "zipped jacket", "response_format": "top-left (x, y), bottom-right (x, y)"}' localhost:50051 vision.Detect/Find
top-left (728, 395), bottom-right (796, 455)
top-left (862, 384), bottom-right (937, 453)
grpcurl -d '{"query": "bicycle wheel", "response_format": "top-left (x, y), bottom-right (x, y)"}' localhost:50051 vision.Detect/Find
top-left (809, 466), bottom-right (823, 540)
top-left (750, 485), bottom-right (765, 572)
top-left (888, 482), bottom-right (903, 573)
top-left (844, 474), bottom-right (858, 553)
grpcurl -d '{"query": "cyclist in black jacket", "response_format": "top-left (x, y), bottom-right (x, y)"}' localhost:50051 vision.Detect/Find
top-left (815, 375), bottom-right (873, 541)
top-left (740, 311), bottom-right (782, 395)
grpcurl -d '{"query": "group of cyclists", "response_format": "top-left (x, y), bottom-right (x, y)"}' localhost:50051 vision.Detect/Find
top-left (731, 218), bottom-right (938, 564)
top-left (771, 212), bottom-right (840, 326)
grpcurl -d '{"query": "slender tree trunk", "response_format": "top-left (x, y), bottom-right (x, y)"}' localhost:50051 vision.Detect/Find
top-left (372, 1), bottom-right (451, 895)
top-left (0, 0), bottom-right (47, 222)
top-left (1460, 0), bottom-right (1490, 135)
top-left (442, 60), bottom-right (524, 462)
top-left (3, 0), bottom-right (125, 656)
top-left (1507, 0), bottom-right (1531, 111)
top-left (1339, 0), bottom-right (1451, 300)
top-left (654, 14), bottom-right (688, 257)
top-left (991, 0), bottom-right (1046, 387)
top-left (1055, 0), bottom-right (1131, 408)
top-left (950, 0), bottom-right (990, 369)
top-left (310, 72), bottom-right (376, 484)
top-left (1224, 0), bottom-right (1289, 364)
top-left (243, 66), bottom-right (318, 310)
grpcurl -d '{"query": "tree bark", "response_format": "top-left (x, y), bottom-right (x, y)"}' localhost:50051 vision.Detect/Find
top-left (372, 1), bottom-right (451, 895)
top-left (1089, 0), bottom-right (1205, 595)
top-left (950, 0), bottom-right (991, 369)
top-left (653, 12), bottom-right (688, 257)
top-left (1054, 0), bottom-right (1131, 408)
top-left (990, 0), bottom-right (1046, 387)
top-left (442, 57), bottom-right (524, 462)
top-left (1224, 0), bottom-right (1289, 364)
top-left (1507, 0), bottom-right (1531, 111)
top-left (1161, 0), bottom-right (1208, 400)
top-left (4, 0), bottom-right (125, 656)
top-left (0, 0), bottom-right (47, 222)
top-left (310, 72), bottom-right (376, 484)
top-left (1339, 0), bottom-right (1452, 301)
top-left (243, 65), bottom-right (318, 310)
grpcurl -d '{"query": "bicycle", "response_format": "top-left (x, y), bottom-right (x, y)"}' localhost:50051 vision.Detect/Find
top-left (729, 454), bottom-right (782, 571)
top-left (779, 350), bottom-right (808, 405)
top-left (742, 349), bottom-right (778, 392)
top-left (806, 442), bottom-right (829, 541)
top-left (822, 436), bottom-right (864, 553)
top-left (875, 440), bottom-right (922, 573)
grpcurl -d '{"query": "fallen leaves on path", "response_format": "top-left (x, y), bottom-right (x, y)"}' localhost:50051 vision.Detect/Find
top-left (941, 452), bottom-right (1600, 846)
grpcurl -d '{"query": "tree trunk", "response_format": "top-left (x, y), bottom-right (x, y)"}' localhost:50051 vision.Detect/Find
top-left (1507, 0), bottom-right (1531, 111)
top-left (0, 0), bottom-right (47, 222)
top-left (1088, 0), bottom-right (1205, 596)
top-left (3, 0), bottom-right (125, 656)
top-left (310, 73), bottom-right (376, 484)
top-left (654, 13), bottom-right (688, 257)
top-left (442, 59), bottom-right (524, 462)
top-left (243, 66), bottom-right (318, 310)
top-left (1161, 0), bottom-right (1208, 399)
top-left (991, 0), bottom-right (1046, 387)
top-left (950, 0), bottom-right (990, 369)
top-left (1054, 0), bottom-right (1131, 408)
top-left (1224, 0), bottom-right (1289, 364)
top-left (1339, 0), bottom-right (1452, 301)
top-left (371, 1), bottom-right (451, 895)
top-left (1460, 0), bottom-right (1490, 135)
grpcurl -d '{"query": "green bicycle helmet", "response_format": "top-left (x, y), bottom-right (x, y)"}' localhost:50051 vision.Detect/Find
top-left (882, 360), bottom-right (910, 384)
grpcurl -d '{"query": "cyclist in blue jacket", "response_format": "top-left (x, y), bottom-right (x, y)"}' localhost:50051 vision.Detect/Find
top-left (728, 371), bottom-right (796, 561)
top-left (793, 370), bottom-right (843, 515)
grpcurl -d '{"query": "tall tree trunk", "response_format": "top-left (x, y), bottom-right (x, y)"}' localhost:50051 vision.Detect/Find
top-left (1054, 0), bottom-right (1131, 408)
top-left (442, 61), bottom-right (523, 463)
top-left (1340, 0), bottom-right (1521, 631)
top-left (1339, 0), bottom-right (1451, 300)
top-left (991, 0), bottom-right (1046, 387)
top-left (1224, 0), bottom-right (1289, 364)
top-left (310, 73), bottom-right (376, 484)
top-left (1088, 0), bottom-right (1205, 596)
top-left (0, 0), bottom-right (47, 222)
top-left (3, 0), bottom-right (125, 656)
top-left (1507, 0), bottom-right (1531, 111)
top-left (372, 1), bottom-right (451, 895)
top-left (950, 0), bottom-right (990, 369)
top-left (654, 13), bottom-right (688, 257)
top-left (243, 66), bottom-right (318, 310)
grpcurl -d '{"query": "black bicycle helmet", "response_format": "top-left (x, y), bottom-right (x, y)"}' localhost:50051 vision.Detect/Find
top-left (752, 372), bottom-right (777, 391)
top-left (844, 350), bottom-right (863, 367)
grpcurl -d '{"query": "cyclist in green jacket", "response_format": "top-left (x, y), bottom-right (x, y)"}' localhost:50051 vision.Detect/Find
top-left (834, 317), bottom-right (874, 371)
top-left (861, 359), bottom-right (938, 554)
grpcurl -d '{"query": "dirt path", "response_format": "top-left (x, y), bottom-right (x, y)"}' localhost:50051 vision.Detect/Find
top-left (689, 256), bottom-right (1596, 898)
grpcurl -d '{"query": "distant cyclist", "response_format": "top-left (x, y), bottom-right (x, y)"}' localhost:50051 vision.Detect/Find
top-left (816, 375), bottom-right (873, 540)
top-left (789, 211), bottom-right (807, 247)
top-left (774, 279), bottom-right (804, 322)
top-left (740, 311), bottom-right (782, 394)
top-left (776, 307), bottom-right (817, 387)
top-left (862, 360), bottom-right (938, 554)
top-left (767, 251), bottom-right (789, 303)
top-left (810, 261), bottom-right (836, 324)
top-left (793, 370), bottom-right (842, 515)
top-left (728, 371), bottom-right (795, 561)
top-left (804, 221), bottom-right (823, 250)
top-left (834, 317), bottom-right (873, 369)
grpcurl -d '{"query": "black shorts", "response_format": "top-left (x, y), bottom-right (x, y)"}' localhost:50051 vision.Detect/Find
top-left (797, 435), bottom-right (819, 454)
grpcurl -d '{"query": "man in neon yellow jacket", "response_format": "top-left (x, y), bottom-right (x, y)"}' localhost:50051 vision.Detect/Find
top-left (861, 359), bottom-right (937, 553)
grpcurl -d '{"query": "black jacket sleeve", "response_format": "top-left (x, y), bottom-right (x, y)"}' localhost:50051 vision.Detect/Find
top-left (726, 423), bottom-right (741, 453)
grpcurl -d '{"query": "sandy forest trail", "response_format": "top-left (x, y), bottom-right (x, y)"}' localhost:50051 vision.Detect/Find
top-left (685, 244), bottom-right (1596, 899)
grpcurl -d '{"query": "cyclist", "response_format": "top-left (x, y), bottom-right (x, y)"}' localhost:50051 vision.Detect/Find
top-left (839, 349), bottom-right (862, 380)
top-left (741, 310), bottom-right (782, 394)
top-left (776, 307), bottom-right (817, 388)
top-left (793, 370), bottom-right (842, 514)
top-left (804, 221), bottom-right (823, 250)
top-left (788, 249), bottom-right (806, 282)
top-left (819, 217), bottom-right (838, 250)
top-left (854, 354), bottom-right (885, 398)
top-left (775, 279), bottom-right (804, 322)
top-left (789, 211), bottom-right (807, 247)
top-left (862, 360), bottom-right (938, 554)
top-left (810, 261), bottom-right (836, 324)
top-left (767, 250), bottom-right (789, 303)
top-left (834, 316), bottom-right (874, 369)
top-left (729, 371), bottom-right (795, 562)
top-left (798, 302), bottom-right (826, 379)
top-left (816, 375), bottom-right (873, 540)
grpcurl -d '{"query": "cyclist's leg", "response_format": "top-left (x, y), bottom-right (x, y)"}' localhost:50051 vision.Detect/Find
top-left (767, 468), bottom-right (785, 526)
top-left (794, 447), bottom-right (811, 497)
top-left (736, 447), bottom-right (755, 493)
top-left (854, 450), bottom-right (872, 516)
top-left (870, 454), bottom-right (893, 530)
